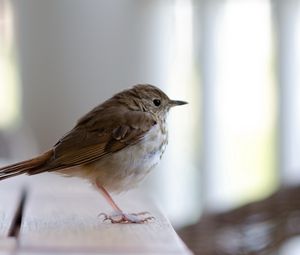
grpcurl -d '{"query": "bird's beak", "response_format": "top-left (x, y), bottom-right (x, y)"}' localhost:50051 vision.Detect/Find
top-left (169, 100), bottom-right (188, 107)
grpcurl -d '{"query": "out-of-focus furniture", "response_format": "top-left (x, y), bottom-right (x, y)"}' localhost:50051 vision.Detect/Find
top-left (178, 185), bottom-right (300, 255)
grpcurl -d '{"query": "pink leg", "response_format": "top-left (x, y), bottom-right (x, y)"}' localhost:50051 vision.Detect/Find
top-left (96, 182), bottom-right (123, 213)
top-left (95, 180), bottom-right (154, 224)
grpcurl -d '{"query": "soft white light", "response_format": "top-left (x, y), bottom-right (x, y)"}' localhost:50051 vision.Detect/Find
top-left (208, 0), bottom-right (276, 209)
top-left (0, 0), bottom-right (20, 129)
top-left (163, 0), bottom-right (199, 226)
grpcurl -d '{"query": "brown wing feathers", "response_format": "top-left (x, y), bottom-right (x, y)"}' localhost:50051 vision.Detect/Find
top-left (0, 100), bottom-right (156, 180)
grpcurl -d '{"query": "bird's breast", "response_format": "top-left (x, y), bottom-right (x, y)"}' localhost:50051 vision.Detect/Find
top-left (85, 124), bottom-right (168, 193)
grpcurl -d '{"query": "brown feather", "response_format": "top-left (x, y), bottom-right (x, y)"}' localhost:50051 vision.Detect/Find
top-left (0, 150), bottom-right (53, 180)
top-left (27, 105), bottom-right (157, 175)
top-left (0, 84), bottom-right (179, 181)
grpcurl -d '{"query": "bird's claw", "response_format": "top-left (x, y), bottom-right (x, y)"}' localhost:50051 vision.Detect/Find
top-left (98, 211), bottom-right (155, 224)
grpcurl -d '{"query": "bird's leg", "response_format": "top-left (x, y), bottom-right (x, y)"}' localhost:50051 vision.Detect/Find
top-left (95, 181), bottom-right (154, 224)
top-left (97, 184), bottom-right (123, 213)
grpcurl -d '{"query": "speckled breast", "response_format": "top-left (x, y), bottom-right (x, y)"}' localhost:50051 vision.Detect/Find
top-left (84, 123), bottom-right (168, 193)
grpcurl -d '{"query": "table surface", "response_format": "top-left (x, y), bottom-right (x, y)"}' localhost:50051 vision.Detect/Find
top-left (0, 174), bottom-right (191, 254)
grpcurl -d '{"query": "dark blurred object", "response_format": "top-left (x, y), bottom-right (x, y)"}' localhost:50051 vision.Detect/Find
top-left (178, 186), bottom-right (300, 255)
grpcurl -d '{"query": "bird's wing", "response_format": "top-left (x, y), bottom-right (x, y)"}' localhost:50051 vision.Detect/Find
top-left (28, 108), bottom-right (157, 174)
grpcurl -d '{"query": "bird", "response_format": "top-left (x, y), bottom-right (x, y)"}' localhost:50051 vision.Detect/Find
top-left (0, 84), bottom-right (187, 223)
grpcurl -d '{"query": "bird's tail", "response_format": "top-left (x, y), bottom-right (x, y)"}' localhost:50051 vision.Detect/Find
top-left (0, 150), bottom-right (53, 181)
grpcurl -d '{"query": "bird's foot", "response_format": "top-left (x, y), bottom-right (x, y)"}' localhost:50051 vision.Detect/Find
top-left (98, 211), bottom-right (155, 224)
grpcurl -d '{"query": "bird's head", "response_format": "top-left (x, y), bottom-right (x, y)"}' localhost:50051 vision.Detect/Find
top-left (127, 84), bottom-right (188, 116)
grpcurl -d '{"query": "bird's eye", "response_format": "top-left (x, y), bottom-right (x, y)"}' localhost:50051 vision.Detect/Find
top-left (153, 99), bottom-right (161, 107)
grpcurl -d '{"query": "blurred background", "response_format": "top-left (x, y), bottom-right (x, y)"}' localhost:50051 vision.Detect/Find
top-left (1, 0), bottom-right (300, 253)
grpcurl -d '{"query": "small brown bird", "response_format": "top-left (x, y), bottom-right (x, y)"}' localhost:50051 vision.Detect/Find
top-left (0, 84), bottom-right (187, 223)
